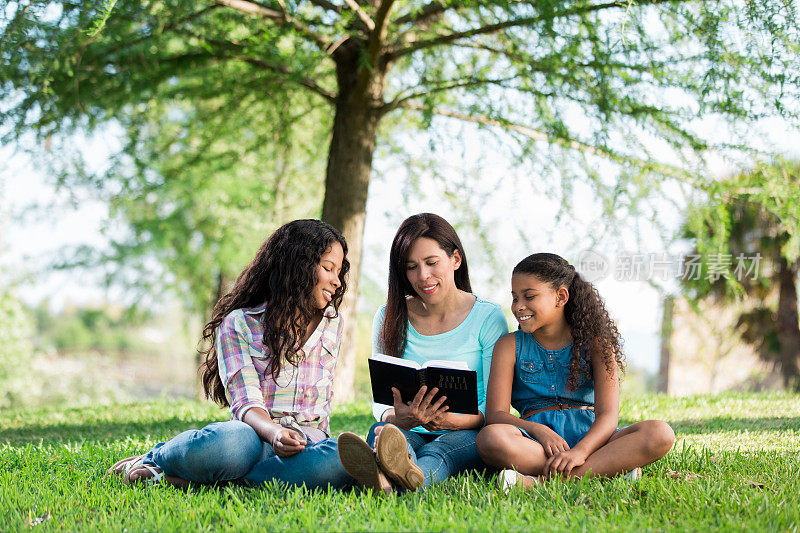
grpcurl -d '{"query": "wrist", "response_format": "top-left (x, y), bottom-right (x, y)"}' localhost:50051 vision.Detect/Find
top-left (264, 422), bottom-right (286, 445)
top-left (569, 446), bottom-right (589, 459)
top-left (525, 421), bottom-right (543, 435)
top-left (392, 415), bottom-right (415, 430)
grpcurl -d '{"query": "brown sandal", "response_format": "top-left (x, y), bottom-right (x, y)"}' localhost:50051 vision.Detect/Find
top-left (337, 432), bottom-right (393, 495)
top-left (375, 424), bottom-right (424, 491)
top-left (106, 455), bottom-right (143, 476)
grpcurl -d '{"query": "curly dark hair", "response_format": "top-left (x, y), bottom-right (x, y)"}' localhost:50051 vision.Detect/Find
top-left (378, 213), bottom-right (472, 357)
top-left (513, 253), bottom-right (624, 390)
top-left (198, 219), bottom-right (349, 407)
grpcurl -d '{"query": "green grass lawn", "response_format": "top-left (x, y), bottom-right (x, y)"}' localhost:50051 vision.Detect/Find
top-left (1, 392), bottom-right (798, 531)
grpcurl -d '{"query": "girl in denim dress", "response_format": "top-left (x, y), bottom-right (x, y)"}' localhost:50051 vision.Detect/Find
top-left (476, 253), bottom-right (675, 491)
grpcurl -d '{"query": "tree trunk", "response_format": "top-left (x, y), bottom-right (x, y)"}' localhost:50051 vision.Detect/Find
top-left (657, 295), bottom-right (675, 394)
top-left (775, 258), bottom-right (800, 390)
top-left (321, 41), bottom-right (387, 402)
top-left (196, 271), bottom-right (235, 398)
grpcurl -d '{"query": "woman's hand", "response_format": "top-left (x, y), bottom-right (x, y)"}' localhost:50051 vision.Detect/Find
top-left (422, 411), bottom-right (462, 432)
top-left (391, 385), bottom-right (448, 430)
top-left (543, 448), bottom-right (587, 478)
top-left (529, 424), bottom-right (570, 457)
top-left (270, 428), bottom-right (306, 458)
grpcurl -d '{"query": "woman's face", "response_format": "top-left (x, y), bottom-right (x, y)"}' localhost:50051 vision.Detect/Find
top-left (510, 273), bottom-right (568, 334)
top-left (404, 237), bottom-right (461, 305)
top-left (313, 241), bottom-right (344, 310)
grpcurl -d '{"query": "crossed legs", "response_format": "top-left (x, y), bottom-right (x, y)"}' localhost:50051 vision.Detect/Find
top-left (476, 420), bottom-right (675, 479)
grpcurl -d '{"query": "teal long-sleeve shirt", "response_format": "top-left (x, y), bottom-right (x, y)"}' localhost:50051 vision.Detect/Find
top-left (371, 295), bottom-right (509, 435)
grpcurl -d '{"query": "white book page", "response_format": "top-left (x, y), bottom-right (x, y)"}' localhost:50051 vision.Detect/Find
top-left (420, 359), bottom-right (470, 370)
top-left (370, 353), bottom-right (422, 370)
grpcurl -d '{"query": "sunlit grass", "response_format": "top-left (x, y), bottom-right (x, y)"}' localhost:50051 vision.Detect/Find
top-left (1, 392), bottom-right (798, 531)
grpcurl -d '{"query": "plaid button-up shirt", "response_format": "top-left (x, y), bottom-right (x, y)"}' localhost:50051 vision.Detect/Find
top-left (216, 303), bottom-right (342, 435)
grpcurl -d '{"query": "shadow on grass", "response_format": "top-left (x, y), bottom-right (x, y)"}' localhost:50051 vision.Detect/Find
top-left (7, 412), bottom-right (795, 446)
top-left (0, 417), bottom-right (224, 445)
top-left (661, 416), bottom-right (800, 435)
top-left (0, 410), bottom-right (379, 446)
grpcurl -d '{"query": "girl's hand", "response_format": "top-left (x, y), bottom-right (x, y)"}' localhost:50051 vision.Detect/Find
top-left (271, 428), bottom-right (306, 458)
top-left (543, 449), bottom-right (587, 478)
top-left (529, 425), bottom-right (570, 457)
top-left (391, 386), bottom-right (448, 430)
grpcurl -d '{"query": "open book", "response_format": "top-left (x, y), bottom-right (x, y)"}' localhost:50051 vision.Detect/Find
top-left (368, 354), bottom-right (479, 415)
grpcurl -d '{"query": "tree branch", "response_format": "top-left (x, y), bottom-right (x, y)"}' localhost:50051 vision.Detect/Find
top-left (397, 102), bottom-right (701, 183)
top-left (451, 42), bottom-right (669, 73)
top-left (393, 0), bottom-right (450, 26)
top-left (361, 0), bottom-right (395, 77)
top-left (214, 0), bottom-right (282, 17)
top-left (306, 0), bottom-right (342, 13)
top-left (387, 0), bottom-right (681, 60)
top-left (342, 0), bottom-right (375, 30)
top-left (372, 0), bottom-right (396, 42)
top-left (91, 6), bottom-right (221, 63)
top-left (379, 76), bottom-right (516, 115)
top-left (213, 0), bottom-right (331, 50)
top-left (368, 0), bottom-right (395, 56)
top-left (231, 55), bottom-right (336, 102)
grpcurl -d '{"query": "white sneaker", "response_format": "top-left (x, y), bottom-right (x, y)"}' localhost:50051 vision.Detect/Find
top-left (623, 467), bottom-right (642, 481)
top-left (498, 469), bottom-right (522, 494)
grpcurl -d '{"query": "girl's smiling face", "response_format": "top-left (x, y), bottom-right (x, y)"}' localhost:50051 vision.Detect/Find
top-left (404, 237), bottom-right (462, 304)
top-left (313, 241), bottom-right (344, 310)
top-left (511, 273), bottom-right (568, 333)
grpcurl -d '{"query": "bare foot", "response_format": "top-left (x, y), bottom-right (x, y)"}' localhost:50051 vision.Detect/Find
top-left (124, 462), bottom-right (191, 488)
top-left (521, 474), bottom-right (542, 490)
top-left (107, 455), bottom-right (143, 476)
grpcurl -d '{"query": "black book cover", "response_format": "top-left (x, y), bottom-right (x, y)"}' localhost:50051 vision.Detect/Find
top-left (368, 356), bottom-right (479, 415)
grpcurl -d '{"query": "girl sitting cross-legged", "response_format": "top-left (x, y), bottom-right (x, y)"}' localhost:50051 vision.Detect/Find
top-left (475, 253), bottom-right (675, 491)
top-left (107, 219), bottom-right (356, 490)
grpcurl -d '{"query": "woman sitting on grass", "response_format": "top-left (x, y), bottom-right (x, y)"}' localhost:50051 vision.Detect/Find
top-left (476, 253), bottom-right (675, 491)
top-left (337, 213), bottom-right (508, 493)
top-left (108, 219), bottom-right (355, 489)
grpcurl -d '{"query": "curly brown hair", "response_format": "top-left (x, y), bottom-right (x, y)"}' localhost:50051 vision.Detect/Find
top-left (513, 253), bottom-right (624, 390)
top-left (198, 219), bottom-right (349, 407)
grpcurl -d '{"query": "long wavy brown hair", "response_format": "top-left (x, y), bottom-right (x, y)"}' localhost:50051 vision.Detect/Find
top-left (377, 213), bottom-right (472, 357)
top-left (513, 253), bottom-right (624, 390)
top-left (199, 219), bottom-right (349, 407)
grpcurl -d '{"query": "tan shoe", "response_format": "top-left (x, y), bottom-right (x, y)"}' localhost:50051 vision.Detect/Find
top-left (337, 432), bottom-right (393, 495)
top-left (375, 424), bottom-right (424, 491)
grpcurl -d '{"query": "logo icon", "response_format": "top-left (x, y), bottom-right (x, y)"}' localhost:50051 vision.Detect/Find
top-left (576, 249), bottom-right (609, 282)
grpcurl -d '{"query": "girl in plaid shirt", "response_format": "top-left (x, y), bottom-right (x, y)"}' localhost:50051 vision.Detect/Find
top-left (108, 219), bottom-right (356, 489)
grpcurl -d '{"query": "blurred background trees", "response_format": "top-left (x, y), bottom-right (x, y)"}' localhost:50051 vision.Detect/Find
top-left (2, 0), bottom-right (799, 404)
top-left (677, 161), bottom-right (800, 390)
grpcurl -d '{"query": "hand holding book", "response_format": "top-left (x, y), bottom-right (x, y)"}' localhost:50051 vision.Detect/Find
top-left (389, 385), bottom-right (449, 431)
top-left (369, 354), bottom-right (480, 416)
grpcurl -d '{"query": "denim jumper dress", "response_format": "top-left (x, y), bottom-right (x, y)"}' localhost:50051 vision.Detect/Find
top-left (510, 330), bottom-right (595, 448)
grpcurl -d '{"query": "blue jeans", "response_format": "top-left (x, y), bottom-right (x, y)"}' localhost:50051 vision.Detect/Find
top-left (141, 420), bottom-right (354, 489)
top-left (366, 422), bottom-right (486, 488)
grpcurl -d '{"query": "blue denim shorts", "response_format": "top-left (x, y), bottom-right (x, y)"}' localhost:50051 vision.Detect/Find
top-left (517, 408), bottom-right (595, 449)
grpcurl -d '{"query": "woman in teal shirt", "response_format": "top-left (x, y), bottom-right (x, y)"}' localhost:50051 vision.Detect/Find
top-left (338, 213), bottom-right (508, 492)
